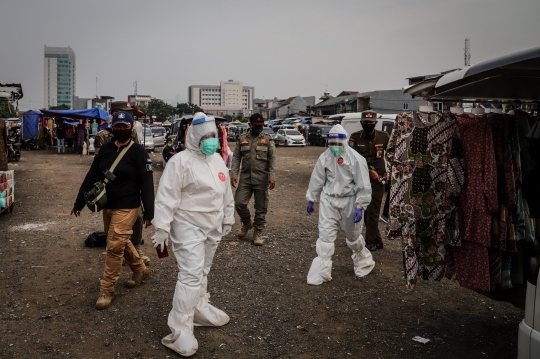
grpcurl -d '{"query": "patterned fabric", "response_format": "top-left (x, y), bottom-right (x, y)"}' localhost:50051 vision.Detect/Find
top-left (386, 112), bottom-right (465, 288)
top-left (451, 115), bottom-right (498, 292)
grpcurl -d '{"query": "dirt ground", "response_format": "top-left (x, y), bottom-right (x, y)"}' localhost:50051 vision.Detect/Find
top-left (0, 144), bottom-right (524, 359)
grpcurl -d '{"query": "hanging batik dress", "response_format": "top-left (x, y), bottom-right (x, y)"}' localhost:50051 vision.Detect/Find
top-left (452, 115), bottom-right (498, 292)
top-left (385, 111), bottom-right (465, 288)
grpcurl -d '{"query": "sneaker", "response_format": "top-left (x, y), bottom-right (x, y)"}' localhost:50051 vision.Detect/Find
top-left (95, 291), bottom-right (114, 310)
top-left (126, 268), bottom-right (150, 288)
top-left (379, 215), bottom-right (389, 223)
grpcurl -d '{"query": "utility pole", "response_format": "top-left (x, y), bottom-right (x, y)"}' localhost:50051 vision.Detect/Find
top-left (464, 38), bottom-right (471, 66)
top-left (133, 81), bottom-right (137, 96)
top-left (95, 77), bottom-right (98, 98)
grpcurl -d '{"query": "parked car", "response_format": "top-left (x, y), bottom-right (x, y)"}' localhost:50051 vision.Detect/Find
top-left (308, 125), bottom-right (332, 146)
top-left (262, 127), bottom-right (277, 140)
top-left (330, 112), bottom-right (397, 138)
top-left (150, 126), bottom-right (166, 147)
top-left (227, 124), bottom-right (249, 141)
top-left (274, 129), bottom-right (306, 147)
top-left (142, 127), bottom-right (155, 152)
top-left (272, 124), bottom-right (296, 133)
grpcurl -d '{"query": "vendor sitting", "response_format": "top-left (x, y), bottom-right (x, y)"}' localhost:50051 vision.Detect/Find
top-left (162, 138), bottom-right (176, 167)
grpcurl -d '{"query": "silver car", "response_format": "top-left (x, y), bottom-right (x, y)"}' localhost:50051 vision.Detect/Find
top-left (275, 129), bottom-right (306, 147)
top-left (142, 127), bottom-right (155, 152)
top-left (150, 126), bottom-right (166, 147)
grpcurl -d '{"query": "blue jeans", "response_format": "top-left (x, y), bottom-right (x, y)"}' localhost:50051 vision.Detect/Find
top-left (57, 138), bottom-right (65, 153)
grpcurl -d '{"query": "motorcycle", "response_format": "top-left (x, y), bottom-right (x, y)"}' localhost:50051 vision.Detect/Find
top-left (7, 140), bottom-right (20, 162)
top-left (21, 138), bottom-right (39, 151)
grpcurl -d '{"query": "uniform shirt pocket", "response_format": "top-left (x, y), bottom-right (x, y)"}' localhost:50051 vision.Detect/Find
top-left (256, 146), bottom-right (268, 161)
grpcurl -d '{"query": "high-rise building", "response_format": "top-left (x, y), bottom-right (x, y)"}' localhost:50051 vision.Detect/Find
top-left (44, 45), bottom-right (76, 109)
top-left (188, 80), bottom-right (254, 116)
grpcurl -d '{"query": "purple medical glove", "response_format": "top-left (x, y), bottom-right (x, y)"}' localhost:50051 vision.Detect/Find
top-left (307, 201), bottom-right (315, 215)
top-left (354, 208), bottom-right (363, 223)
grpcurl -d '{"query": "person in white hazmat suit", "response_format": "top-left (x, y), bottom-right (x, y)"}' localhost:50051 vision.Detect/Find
top-left (151, 113), bottom-right (235, 357)
top-left (306, 124), bottom-right (375, 285)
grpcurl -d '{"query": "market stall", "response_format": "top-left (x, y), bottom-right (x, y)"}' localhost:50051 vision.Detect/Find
top-left (399, 45), bottom-right (540, 359)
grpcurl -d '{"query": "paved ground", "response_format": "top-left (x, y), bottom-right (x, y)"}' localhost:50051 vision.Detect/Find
top-left (0, 144), bottom-right (523, 358)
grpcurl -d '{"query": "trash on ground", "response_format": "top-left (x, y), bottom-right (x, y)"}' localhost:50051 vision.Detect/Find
top-left (412, 336), bottom-right (431, 344)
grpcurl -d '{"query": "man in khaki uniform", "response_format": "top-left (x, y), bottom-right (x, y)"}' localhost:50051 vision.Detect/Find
top-left (231, 113), bottom-right (276, 246)
top-left (349, 110), bottom-right (390, 251)
top-left (95, 101), bottom-right (149, 264)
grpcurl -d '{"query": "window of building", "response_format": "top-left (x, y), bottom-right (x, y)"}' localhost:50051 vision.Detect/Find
top-left (432, 102), bottom-right (443, 111)
top-left (403, 103), bottom-right (409, 110)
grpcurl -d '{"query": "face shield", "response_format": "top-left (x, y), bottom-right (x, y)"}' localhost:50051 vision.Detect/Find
top-left (327, 124), bottom-right (348, 157)
top-left (186, 113), bottom-right (218, 154)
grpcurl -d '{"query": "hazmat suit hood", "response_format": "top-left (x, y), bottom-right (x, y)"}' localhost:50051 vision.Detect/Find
top-left (327, 124), bottom-right (348, 146)
top-left (326, 124), bottom-right (353, 162)
top-left (186, 112), bottom-right (218, 155)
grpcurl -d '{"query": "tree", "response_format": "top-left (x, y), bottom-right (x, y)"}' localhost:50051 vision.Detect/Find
top-left (224, 114), bottom-right (233, 122)
top-left (175, 103), bottom-right (203, 117)
top-left (146, 98), bottom-right (176, 123)
top-left (49, 104), bottom-right (71, 110)
top-left (0, 99), bottom-right (16, 118)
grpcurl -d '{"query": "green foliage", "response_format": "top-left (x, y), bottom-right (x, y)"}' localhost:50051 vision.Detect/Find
top-left (176, 103), bottom-right (203, 117)
top-left (147, 99), bottom-right (176, 122)
top-left (224, 114), bottom-right (233, 122)
top-left (49, 104), bottom-right (71, 110)
top-left (235, 113), bottom-right (248, 123)
top-left (0, 99), bottom-right (15, 118)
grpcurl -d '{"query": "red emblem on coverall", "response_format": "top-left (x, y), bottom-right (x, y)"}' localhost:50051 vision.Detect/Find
top-left (218, 172), bottom-right (226, 182)
top-left (337, 157), bottom-right (344, 165)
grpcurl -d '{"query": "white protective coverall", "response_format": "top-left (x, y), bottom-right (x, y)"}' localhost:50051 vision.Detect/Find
top-left (306, 124), bottom-right (375, 285)
top-left (152, 114), bottom-right (235, 357)
top-left (133, 120), bottom-right (143, 143)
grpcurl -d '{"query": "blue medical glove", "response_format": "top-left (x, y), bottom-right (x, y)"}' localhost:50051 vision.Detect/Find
top-left (307, 201), bottom-right (315, 215)
top-left (354, 208), bottom-right (363, 223)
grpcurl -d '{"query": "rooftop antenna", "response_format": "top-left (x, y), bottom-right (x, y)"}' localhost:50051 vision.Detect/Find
top-left (464, 38), bottom-right (471, 66)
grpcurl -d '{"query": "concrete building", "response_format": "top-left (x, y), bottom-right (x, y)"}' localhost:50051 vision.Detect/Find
top-left (188, 80), bottom-right (254, 115)
top-left (276, 96), bottom-right (316, 118)
top-left (128, 95), bottom-right (151, 107)
top-left (44, 45), bottom-right (76, 109)
top-left (311, 91), bottom-right (359, 116)
top-left (356, 90), bottom-right (424, 114)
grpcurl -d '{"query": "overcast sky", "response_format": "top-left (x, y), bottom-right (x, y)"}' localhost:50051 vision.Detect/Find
top-left (1, 0), bottom-right (539, 111)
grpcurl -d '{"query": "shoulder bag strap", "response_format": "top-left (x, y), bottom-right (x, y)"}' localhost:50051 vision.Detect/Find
top-left (103, 141), bottom-right (134, 184)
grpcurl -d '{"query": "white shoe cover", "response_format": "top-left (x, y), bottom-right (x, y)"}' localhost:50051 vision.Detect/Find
top-left (307, 257), bottom-right (333, 285)
top-left (307, 239), bottom-right (334, 285)
top-left (346, 237), bottom-right (375, 277)
top-left (194, 293), bottom-right (230, 327)
top-left (162, 314), bottom-right (198, 357)
top-left (161, 282), bottom-right (200, 357)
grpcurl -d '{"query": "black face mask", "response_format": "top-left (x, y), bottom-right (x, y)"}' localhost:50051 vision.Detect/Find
top-left (362, 124), bottom-right (376, 133)
top-left (113, 128), bottom-right (132, 142)
top-left (251, 126), bottom-right (263, 136)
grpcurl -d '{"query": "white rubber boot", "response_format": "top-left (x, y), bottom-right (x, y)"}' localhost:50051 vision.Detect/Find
top-left (161, 282), bottom-right (200, 357)
top-left (307, 239), bottom-right (334, 285)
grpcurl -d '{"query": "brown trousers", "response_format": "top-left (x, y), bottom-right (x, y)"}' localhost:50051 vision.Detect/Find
top-left (365, 181), bottom-right (385, 247)
top-left (101, 207), bottom-right (145, 292)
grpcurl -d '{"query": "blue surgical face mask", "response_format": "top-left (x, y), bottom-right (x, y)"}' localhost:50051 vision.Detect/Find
top-left (201, 138), bottom-right (218, 155)
top-left (329, 146), bottom-right (343, 157)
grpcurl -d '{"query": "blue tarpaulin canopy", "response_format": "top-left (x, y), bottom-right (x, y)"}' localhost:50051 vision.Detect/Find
top-left (22, 110), bottom-right (42, 140)
top-left (40, 108), bottom-right (109, 120)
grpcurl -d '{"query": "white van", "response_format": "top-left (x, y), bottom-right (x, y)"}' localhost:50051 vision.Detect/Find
top-left (328, 112), bottom-right (397, 138)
